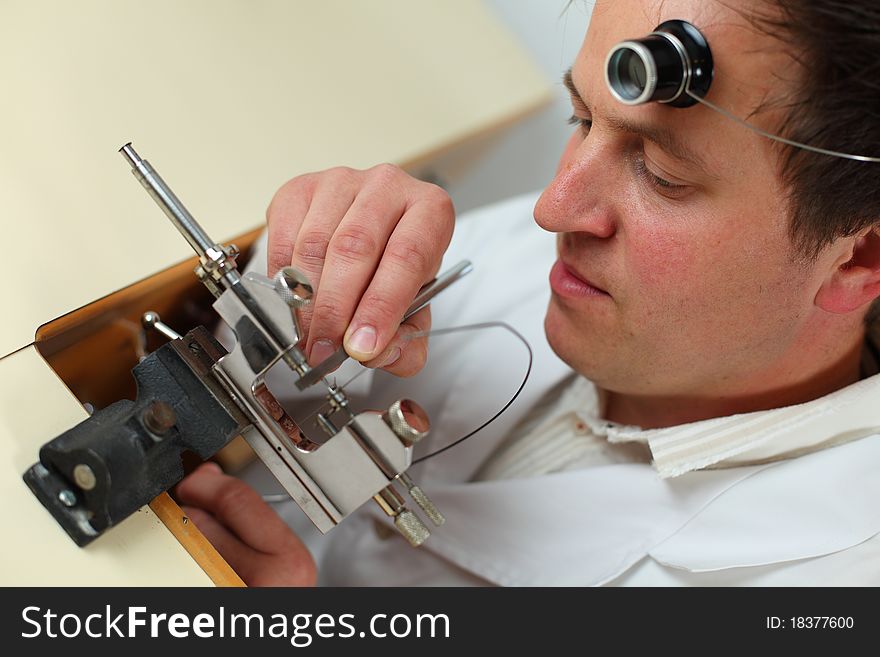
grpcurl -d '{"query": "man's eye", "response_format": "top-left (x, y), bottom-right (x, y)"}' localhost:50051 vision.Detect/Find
top-left (633, 157), bottom-right (692, 199)
top-left (567, 114), bottom-right (592, 135)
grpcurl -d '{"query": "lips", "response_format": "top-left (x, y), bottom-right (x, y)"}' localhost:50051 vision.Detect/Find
top-left (564, 259), bottom-right (608, 293)
top-left (549, 258), bottom-right (610, 299)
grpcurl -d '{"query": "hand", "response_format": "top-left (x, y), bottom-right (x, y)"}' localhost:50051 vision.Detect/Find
top-left (175, 462), bottom-right (316, 587)
top-left (266, 164), bottom-right (455, 376)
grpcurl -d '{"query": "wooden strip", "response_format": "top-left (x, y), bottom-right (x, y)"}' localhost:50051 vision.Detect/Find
top-left (149, 492), bottom-right (245, 588)
top-left (34, 227), bottom-right (263, 411)
top-left (33, 227), bottom-right (264, 583)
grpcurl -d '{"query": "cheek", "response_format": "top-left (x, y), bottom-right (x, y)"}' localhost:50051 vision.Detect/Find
top-left (624, 219), bottom-right (705, 292)
top-left (622, 208), bottom-right (773, 314)
top-left (623, 209), bottom-right (806, 328)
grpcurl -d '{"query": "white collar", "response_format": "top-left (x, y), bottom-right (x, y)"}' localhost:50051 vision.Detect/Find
top-left (573, 322), bottom-right (880, 478)
top-left (635, 372), bottom-right (880, 477)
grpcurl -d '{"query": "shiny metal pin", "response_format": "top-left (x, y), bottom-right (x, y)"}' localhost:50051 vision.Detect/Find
top-left (295, 260), bottom-right (473, 390)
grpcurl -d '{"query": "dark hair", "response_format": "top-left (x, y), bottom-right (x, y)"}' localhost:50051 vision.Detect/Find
top-left (743, 1), bottom-right (880, 261)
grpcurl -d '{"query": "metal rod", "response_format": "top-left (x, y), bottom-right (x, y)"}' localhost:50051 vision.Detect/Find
top-left (119, 143), bottom-right (215, 256)
top-left (405, 260), bottom-right (473, 320)
top-left (295, 259), bottom-right (473, 389)
top-left (141, 311), bottom-right (183, 341)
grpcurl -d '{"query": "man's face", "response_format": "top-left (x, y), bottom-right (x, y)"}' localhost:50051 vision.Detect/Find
top-left (536, 0), bottom-right (843, 400)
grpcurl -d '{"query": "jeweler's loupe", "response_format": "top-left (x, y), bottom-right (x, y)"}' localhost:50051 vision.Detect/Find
top-left (605, 19), bottom-right (713, 108)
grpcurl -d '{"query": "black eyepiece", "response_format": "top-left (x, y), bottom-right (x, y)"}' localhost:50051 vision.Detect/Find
top-left (605, 19), bottom-right (713, 108)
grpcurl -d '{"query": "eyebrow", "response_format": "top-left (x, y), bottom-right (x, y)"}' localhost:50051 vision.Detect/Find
top-left (563, 67), bottom-right (713, 173)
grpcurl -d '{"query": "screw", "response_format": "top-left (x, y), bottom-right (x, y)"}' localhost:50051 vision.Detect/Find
top-left (58, 490), bottom-right (76, 507)
top-left (73, 464), bottom-right (97, 491)
top-left (143, 401), bottom-right (176, 436)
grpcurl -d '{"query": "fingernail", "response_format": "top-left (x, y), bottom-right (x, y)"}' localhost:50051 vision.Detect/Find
top-left (379, 347), bottom-right (402, 368)
top-left (201, 461), bottom-right (223, 474)
top-left (346, 325), bottom-right (377, 358)
top-left (309, 339), bottom-right (336, 366)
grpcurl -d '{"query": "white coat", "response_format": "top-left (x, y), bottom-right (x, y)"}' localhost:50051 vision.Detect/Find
top-left (246, 192), bottom-right (880, 586)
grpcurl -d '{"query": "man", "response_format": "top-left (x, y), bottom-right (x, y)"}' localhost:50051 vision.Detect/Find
top-left (177, 0), bottom-right (880, 585)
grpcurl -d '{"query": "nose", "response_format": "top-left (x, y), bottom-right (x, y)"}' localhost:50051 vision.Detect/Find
top-left (534, 134), bottom-right (618, 239)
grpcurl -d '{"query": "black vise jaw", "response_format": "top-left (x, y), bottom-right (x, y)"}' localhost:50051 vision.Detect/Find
top-left (22, 326), bottom-right (250, 547)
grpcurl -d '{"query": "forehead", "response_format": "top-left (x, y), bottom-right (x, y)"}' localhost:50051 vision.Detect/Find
top-left (579, 0), bottom-right (797, 134)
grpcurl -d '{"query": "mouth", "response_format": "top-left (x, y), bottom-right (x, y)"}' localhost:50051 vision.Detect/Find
top-left (549, 259), bottom-right (611, 299)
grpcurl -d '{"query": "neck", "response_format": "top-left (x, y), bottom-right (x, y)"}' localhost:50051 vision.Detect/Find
top-left (601, 328), bottom-right (866, 430)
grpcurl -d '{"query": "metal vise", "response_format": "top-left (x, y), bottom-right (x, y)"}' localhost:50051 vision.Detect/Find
top-left (23, 143), bottom-right (468, 548)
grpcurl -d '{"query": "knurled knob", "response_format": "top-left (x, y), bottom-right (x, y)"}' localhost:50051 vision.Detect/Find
top-left (273, 267), bottom-right (313, 308)
top-left (383, 399), bottom-right (430, 446)
top-left (394, 510), bottom-right (430, 547)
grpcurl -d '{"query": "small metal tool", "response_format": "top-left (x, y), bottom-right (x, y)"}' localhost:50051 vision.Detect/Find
top-left (295, 260), bottom-right (472, 390)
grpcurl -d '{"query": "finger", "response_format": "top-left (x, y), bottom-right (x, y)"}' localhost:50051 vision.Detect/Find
top-left (290, 169), bottom-right (361, 292)
top-left (305, 171), bottom-right (408, 364)
top-left (182, 506), bottom-right (311, 587)
top-left (289, 173), bottom-right (361, 344)
top-left (180, 505), bottom-right (260, 571)
top-left (362, 306), bottom-right (431, 377)
top-left (343, 196), bottom-right (453, 362)
top-left (266, 175), bottom-right (315, 278)
top-left (200, 461), bottom-right (223, 474)
top-left (172, 461), bottom-right (223, 496)
top-left (175, 466), bottom-right (298, 555)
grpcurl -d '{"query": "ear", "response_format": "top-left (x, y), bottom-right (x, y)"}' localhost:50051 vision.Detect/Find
top-left (815, 228), bottom-right (880, 314)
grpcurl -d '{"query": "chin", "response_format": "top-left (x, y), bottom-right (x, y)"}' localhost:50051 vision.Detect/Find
top-left (544, 299), bottom-right (602, 379)
top-left (544, 296), bottom-right (641, 393)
